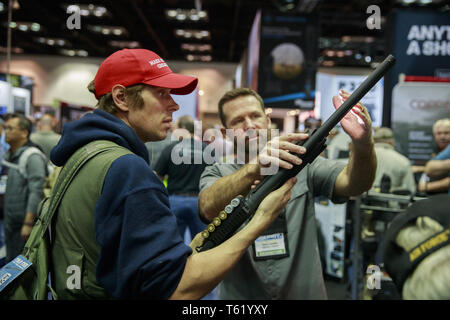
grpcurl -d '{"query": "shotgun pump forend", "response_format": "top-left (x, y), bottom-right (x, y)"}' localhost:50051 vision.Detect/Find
top-left (195, 54), bottom-right (396, 253)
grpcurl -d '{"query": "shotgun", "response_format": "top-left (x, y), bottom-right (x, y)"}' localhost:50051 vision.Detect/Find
top-left (196, 54), bottom-right (396, 252)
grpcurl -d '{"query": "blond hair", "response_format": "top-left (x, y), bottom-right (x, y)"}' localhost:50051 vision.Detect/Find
top-left (433, 118), bottom-right (450, 133)
top-left (87, 80), bottom-right (146, 114)
top-left (396, 217), bottom-right (450, 299)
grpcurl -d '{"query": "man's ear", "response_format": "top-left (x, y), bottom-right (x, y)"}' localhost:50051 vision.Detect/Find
top-left (111, 85), bottom-right (128, 112)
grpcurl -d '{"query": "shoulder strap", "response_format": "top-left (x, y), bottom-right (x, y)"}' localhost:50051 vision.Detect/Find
top-left (18, 147), bottom-right (46, 178)
top-left (23, 140), bottom-right (131, 256)
top-left (1, 147), bottom-right (46, 178)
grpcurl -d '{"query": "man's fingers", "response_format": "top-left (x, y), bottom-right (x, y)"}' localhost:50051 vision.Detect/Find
top-left (278, 141), bottom-right (307, 155)
top-left (280, 177), bottom-right (297, 195)
top-left (260, 155), bottom-right (297, 170)
top-left (278, 133), bottom-right (309, 143)
top-left (278, 149), bottom-right (303, 166)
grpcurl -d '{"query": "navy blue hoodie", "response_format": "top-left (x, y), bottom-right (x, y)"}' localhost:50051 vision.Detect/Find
top-left (51, 109), bottom-right (192, 299)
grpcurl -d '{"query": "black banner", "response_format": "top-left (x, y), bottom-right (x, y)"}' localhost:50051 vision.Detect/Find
top-left (257, 12), bottom-right (318, 109)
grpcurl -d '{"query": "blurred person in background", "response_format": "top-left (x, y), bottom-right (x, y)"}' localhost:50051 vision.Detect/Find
top-left (372, 127), bottom-right (416, 195)
top-left (2, 113), bottom-right (46, 262)
top-left (30, 114), bottom-right (61, 163)
top-left (417, 119), bottom-right (450, 195)
top-left (154, 115), bottom-right (208, 242)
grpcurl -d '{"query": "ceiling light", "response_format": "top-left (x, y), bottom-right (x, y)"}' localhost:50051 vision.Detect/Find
top-left (419, 0), bottom-right (433, 4)
top-left (78, 50), bottom-right (88, 57)
top-left (63, 4), bottom-right (110, 17)
top-left (322, 60), bottom-right (335, 67)
top-left (165, 9), bottom-right (208, 22)
top-left (112, 28), bottom-right (123, 36)
top-left (185, 54), bottom-right (212, 62)
top-left (12, 0), bottom-right (19, 10)
top-left (9, 22), bottom-right (41, 32)
top-left (35, 37), bottom-right (68, 47)
top-left (0, 2), bottom-right (4, 13)
top-left (200, 55), bottom-right (212, 62)
top-left (60, 49), bottom-right (88, 57)
top-left (167, 9), bottom-right (177, 17)
top-left (109, 40), bottom-right (141, 48)
top-left (31, 23), bottom-right (41, 32)
top-left (89, 25), bottom-right (127, 37)
top-left (174, 29), bottom-right (210, 39)
top-left (0, 46), bottom-right (24, 54)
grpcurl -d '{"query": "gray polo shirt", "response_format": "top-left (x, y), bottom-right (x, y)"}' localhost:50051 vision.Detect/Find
top-left (199, 156), bottom-right (347, 299)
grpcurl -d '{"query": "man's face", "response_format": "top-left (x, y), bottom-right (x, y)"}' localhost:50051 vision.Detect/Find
top-left (433, 125), bottom-right (450, 150)
top-left (5, 118), bottom-right (27, 145)
top-left (127, 86), bottom-right (179, 142)
top-left (222, 95), bottom-right (269, 155)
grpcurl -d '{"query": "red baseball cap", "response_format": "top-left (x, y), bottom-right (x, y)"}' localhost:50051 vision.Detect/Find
top-left (93, 49), bottom-right (198, 99)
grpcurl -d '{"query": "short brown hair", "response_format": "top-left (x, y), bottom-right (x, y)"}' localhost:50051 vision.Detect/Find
top-left (218, 88), bottom-right (265, 127)
top-left (5, 113), bottom-right (32, 138)
top-left (87, 80), bottom-right (146, 114)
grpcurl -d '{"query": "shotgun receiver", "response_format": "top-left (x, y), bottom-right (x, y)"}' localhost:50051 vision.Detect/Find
top-left (196, 54), bottom-right (396, 252)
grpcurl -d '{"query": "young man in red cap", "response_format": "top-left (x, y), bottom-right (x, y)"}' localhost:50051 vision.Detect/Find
top-left (49, 49), bottom-right (296, 299)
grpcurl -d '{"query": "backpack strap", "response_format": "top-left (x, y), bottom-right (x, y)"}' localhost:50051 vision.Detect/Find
top-left (1, 147), bottom-right (47, 179)
top-left (23, 140), bottom-right (131, 257)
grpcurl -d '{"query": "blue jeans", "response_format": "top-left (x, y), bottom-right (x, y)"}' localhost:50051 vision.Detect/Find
top-left (169, 195), bottom-right (206, 241)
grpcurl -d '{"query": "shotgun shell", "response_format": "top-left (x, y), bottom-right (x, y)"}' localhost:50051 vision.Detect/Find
top-left (213, 217), bottom-right (221, 226)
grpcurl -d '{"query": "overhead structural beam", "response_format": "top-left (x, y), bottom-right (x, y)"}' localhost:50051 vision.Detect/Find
top-left (228, 0), bottom-right (241, 61)
top-left (130, 0), bottom-right (168, 57)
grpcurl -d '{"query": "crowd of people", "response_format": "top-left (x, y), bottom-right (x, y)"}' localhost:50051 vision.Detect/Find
top-left (0, 48), bottom-right (448, 300)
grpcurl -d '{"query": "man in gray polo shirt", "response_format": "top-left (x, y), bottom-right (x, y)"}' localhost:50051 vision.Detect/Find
top-left (199, 88), bottom-right (377, 299)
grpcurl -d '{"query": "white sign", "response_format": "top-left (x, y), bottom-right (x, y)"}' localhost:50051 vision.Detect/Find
top-left (406, 25), bottom-right (450, 56)
top-left (0, 80), bottom-right (12, 112)
top-left (391, 81), bottom-right (450, 163)
top-left (316, 73), bottom-right (384, 128)
top-left (11, 87), bottom-right (31, 117)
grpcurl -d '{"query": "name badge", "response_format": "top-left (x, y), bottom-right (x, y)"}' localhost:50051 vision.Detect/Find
top-left (254, 233), bottom-right (287, 257)
top-left (252, 210), bottom-right (290, 260)
top-left (0, 255), bottom-right (32, 293)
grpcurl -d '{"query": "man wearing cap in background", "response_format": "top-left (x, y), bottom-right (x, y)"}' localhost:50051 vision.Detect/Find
top-left (372, 127), bottom-right (416, 194)
top-left (49, 48), bottom-right (297, 299)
